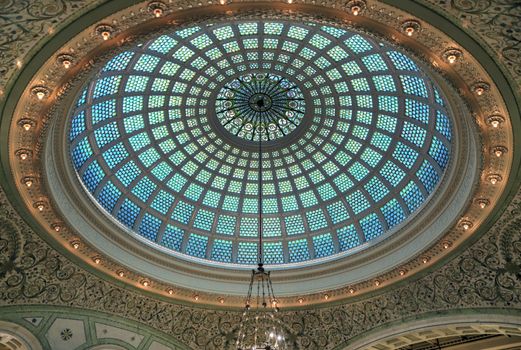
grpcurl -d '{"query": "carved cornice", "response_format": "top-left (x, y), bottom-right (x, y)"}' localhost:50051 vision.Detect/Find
top-left (0, 0), bottom-right (520, 349)
top-left (2, 0), bottom-right (514, 307)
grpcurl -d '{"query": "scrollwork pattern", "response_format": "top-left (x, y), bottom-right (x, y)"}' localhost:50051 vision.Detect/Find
top-left (3, 178), bottom-right (519, 349)
top-left (425, 0), bottom-right (521, 77)
top-left (0, 0), bottom-right (521, 349)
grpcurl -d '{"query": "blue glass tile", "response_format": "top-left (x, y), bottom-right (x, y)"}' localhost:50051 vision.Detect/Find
top-left (185, 234), bottom-right (208, 258)
top-left (160, 225), bottom-right (184, 250)
top-left (312, 233), bottom-right (335, 258)
top-left (138, 213), bottom-right (161, 241)
top-left (337, 225), bottom-right (360, 251)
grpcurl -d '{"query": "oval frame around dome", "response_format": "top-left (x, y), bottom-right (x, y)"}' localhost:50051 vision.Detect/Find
top-left (45, 13), bottom-right (477, 296)
top-left (4, 0), bottom-right (512, 307)
top-left (65, 19), bottom-right (455, 268)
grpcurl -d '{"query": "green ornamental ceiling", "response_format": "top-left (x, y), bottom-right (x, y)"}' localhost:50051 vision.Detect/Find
top-left (68, 20), bottom-right (452, 266)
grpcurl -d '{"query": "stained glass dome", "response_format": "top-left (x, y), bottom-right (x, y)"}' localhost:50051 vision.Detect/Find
top-left (68, 20), bottom-right (452, 267)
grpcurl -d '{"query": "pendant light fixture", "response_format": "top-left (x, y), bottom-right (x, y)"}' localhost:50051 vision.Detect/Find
top-left (236, 107), bottom-right (287, 350)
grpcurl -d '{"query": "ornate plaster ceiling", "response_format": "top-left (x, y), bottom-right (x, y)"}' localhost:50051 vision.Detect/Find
top-left (0, 0), bottom-right (520, 349)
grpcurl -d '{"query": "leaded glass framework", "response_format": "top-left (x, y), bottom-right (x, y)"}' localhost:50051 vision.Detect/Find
top-left (69, 20), bottom-right (452, 266)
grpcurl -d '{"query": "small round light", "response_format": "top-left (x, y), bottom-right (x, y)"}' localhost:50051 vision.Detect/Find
top-left (486, 115), bottom-right (505, 128)
top-left (297, 297), bottom-right (304, 304)
top-left (422, 256), bottom-right (429, 264)
top-left (96, 25), bottom-right (114, 41)
top-left (93, 257), bottom-right (101, 264)
top-left (487, 174), bottom-right (502, 185)
top-left (323, 294), bottom-right (329, 300)
top-left (219, 297), bottom-right (225, 304)
top-left (399, 269), bottom-right (406, 276)
top-left (71, 241), bottom-right (80, 250)
top-left (34, 202), bottom-right (45, 211)
top-left (168, 289), bottom-right (174, 295)
top-left (374, 280), bottom-right (380, 286)
top-left (492, 146), bottom-right (507, 158)
top-left (443, 49), bottom-right (463, 64)
top-left (31, 86), bottom-right (49, 100)
top-left (18, 119), bottom-right (35, 131)
top-left (472, 82), bottom-right (490, 96)
top-left (401, 20), bottom-right (421, 37)
top-left (442, 241), bottom-right (451, 249)
top-left (57, 54), bottom-right (74, 70)
top-left (23, 178), bottom-right (34, 187)
top-left (52, 224), bottom-right (61, 232)
top-left (460, 220), bottom-right (472, 231)
top-left (476, 199), bottom-right (489, 209)
top-left (19, 152), bottom-right (28, 160)
top-left (117, 270), bottom-right (125, 277)
top-left (348, 288), bottom-right (355, 294)
top-left (351, 5), bottom-right (361, 15)
top-left (142, 280), bottom-right (150, 287)
top-left (194, 294), bottom-right (199, 301)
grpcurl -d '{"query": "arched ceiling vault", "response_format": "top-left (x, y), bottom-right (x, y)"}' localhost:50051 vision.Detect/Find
top-left (0, 1), bottom-right (520, 350)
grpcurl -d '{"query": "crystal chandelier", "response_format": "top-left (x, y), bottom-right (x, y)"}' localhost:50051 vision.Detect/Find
top-left (236, 104), bottom-right (287, 350)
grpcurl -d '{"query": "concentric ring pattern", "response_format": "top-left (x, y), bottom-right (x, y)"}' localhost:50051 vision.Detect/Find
top-left (216, 73), bottom-right (306, 142)
top-left (69, 21), bottom-right (452, 266)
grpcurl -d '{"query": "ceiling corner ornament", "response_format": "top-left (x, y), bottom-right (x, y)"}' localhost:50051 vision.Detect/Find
top-left (3, 0), bottom-right (515, 308)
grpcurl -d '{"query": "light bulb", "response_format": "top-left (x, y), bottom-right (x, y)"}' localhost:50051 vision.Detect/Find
top-left (101, 31), bottom-right (111, 40)
top-left (351, 5), bottom-right (360, 15)
top-left (405, 26), bottom-right (414, 36)
top-left (153, 8), bottom-right (162, 17)
top-left (72, 241), bottom-right (80, 249)
top-left (62, 59), bottom-right (71, 69)
top-left (23, 123), bottom-right (32, 131)
top-left (447, 55), bottom-right (457, 64)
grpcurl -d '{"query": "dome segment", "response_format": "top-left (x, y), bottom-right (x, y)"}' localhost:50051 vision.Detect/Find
top-left (68, 20), bottom-right (452, 267)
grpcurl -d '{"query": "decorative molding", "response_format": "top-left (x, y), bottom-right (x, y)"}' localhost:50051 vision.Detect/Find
top-left (3, 0), bottom-right (513, 306)
top-left (0, 0), bottom-right (520, 349)
top-left (2, 152), bottom-right (521, 348)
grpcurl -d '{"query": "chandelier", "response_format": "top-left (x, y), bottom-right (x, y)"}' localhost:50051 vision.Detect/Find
top-left (236, 95), bottom-right (287, 350)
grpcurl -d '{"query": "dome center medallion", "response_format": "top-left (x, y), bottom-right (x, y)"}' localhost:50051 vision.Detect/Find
top-left (216, 73), bottom-right (306, 142)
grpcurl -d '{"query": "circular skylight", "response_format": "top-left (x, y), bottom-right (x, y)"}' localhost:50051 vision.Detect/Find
top-left (216, 73), bottom-right (305, 142)
top-left (68, 20), bottom-right (452, 266)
